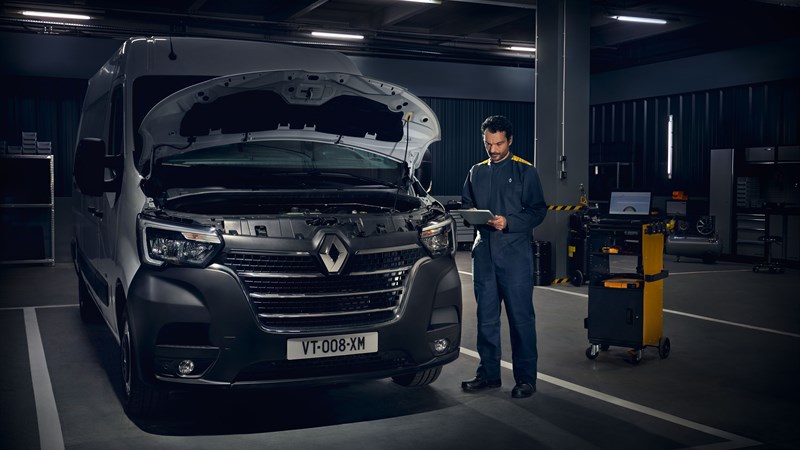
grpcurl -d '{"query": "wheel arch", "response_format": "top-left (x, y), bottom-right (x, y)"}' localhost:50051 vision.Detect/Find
top-left (115, 280), bottom-right (127, 335)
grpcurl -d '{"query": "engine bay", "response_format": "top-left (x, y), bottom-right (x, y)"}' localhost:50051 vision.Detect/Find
top-left (143, 189), bottom-right (446, 240)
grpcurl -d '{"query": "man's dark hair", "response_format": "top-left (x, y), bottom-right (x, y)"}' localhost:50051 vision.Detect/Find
top-left (481, 115), bottom-right (513, 141)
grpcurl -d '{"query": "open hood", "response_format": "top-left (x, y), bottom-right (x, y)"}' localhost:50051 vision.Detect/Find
top-left (138, 70), bottom-right (440, 172)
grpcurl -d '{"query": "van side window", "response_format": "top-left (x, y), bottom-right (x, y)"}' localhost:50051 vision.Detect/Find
top-left (108, 85), bottom-right (124, 157)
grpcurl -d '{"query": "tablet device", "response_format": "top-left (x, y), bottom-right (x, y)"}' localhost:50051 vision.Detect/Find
top-left (455, 209), bottom-right (495, 224)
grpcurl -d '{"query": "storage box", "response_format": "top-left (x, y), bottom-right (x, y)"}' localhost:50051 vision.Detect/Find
top-left (36, 142), bottom-right (52, 154)
top-left (778, 146), bottom-right (800, 162)
top-left (745, 146), bottom-right (775, 163)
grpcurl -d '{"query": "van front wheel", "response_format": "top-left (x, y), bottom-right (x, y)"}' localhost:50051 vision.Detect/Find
top-left (121, 310), bottom-right (166, 416)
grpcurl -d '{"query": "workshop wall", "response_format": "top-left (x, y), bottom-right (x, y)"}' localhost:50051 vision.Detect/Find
top-left (588, 78), bottom-right (800, 204)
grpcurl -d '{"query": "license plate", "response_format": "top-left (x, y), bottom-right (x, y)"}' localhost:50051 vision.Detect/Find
top-left (286, 332), bottom-right (378, 360)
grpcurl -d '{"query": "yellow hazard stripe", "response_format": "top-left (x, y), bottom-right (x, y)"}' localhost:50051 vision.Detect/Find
top-left (547, 205), bottom-right (585, 211)
top-left (551, 278), bottom-right (571, 284)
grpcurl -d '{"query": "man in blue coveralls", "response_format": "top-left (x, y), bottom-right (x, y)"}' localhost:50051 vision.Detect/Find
top-left (461, 115), bottom-right (547, 398)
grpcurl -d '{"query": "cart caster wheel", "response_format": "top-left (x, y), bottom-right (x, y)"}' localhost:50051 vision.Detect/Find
top-left (752, 266), bottom-right (758, 273)
top-left (571, 270), bottom-right (584, 287)
top-left (600, 344), bottom-right (610, 351)
top-left (585, 345), bottom-right (599, 360)
top-left (658, 337), bottom-right (671, 359)
top-left (627, 349), bottom-right (642, 364)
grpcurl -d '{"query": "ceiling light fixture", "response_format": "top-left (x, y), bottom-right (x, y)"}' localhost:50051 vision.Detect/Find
top-left (21, 10), bottom-right (91, 20)
top-left (401, 0), bottom-right (442, 4)
top-left (311, 31), bottom-right (364, 40)
top-left (508, 46), bottom-right (536, 52)
top-left (610, 15), bottom-right (667, 25)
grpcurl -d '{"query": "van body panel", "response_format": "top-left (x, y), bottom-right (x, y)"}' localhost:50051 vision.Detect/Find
top-left (73, 37), bottom-right (459, 414)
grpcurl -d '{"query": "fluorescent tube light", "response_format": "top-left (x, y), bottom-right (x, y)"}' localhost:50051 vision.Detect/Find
top-left (610, 15), bottom-right (667, 25)
top-left (22, 10), bottom-right (91, 20)
top-left (508, 46), bottom-right (536, 52)
top-left (667, 114), bottom-right (674, 180)
top-left (401, 0), bottom-right (442, 4)
top-left (311, 31), bottom-right (364, 40)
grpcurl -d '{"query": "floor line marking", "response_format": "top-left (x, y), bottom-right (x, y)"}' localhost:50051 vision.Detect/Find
top-left (459, 347), bottom-right (760, 449)
top-left (0, 304), bottom-right (77, 312)
top-left (461, 272), bottom-right (800, 338)
top-left (664, 309), bottom-right (800, 338)
top-left (23, 307), bottom-right (66, 450)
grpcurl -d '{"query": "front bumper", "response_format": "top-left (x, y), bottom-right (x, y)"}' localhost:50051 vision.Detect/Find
top-left (126, 254), bottom-right (461, 389)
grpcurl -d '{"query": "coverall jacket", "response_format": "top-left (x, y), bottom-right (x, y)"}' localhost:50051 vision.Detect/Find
top-left (461, 153), bottom-right (547, 384)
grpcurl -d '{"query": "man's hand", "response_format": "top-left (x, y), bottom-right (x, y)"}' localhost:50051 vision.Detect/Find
top-left (487, 215), bottom-right (506, 231)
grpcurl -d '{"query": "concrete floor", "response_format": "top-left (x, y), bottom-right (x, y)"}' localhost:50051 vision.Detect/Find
top-left (1, 250), bottom-right (798, 450)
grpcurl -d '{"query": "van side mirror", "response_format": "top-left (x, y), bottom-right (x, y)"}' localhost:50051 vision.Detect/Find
top-left (74, 138), bottom-right (123, 196)
top-left (415, 148), bottom-right (433, 193)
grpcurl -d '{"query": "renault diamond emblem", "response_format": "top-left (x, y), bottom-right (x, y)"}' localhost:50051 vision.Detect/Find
top-left (319, 234), bottom-right (349, 274)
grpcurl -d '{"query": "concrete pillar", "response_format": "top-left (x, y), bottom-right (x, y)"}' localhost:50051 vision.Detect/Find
top-left (534, 0), bottom-right (590, 279)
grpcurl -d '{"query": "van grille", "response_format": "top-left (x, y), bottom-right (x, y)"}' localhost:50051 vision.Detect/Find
top-left (222, 247), bottom-right (425, 331)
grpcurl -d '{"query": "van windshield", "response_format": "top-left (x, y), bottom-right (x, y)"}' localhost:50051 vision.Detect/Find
top-left (150, 140), bottom-right (405, 192)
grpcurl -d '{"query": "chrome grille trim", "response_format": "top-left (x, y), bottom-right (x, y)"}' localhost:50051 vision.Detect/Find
top-left (249, 287), bottom-right (403, 299)
top-left (239, 265), bottom-right (413, 279)
top-left (239, 272), bottom-right (325, 279)
top-left (258, 306), bottom-right (397, 319)
top-left (222, 246), bottom-right (426, 331)
top-left (354, 244), bottom-right (420, 255)
top-left (349, 265), bottom-right (413, 276)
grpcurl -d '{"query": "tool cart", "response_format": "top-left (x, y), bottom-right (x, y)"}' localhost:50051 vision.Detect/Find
top-left (583, 217), bottom-right (671, 364)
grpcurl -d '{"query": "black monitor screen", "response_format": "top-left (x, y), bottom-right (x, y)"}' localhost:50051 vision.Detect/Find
top-left (665, 200), bottom-right (687, 216)
top-left (609, 192), bottom-right (651, 215)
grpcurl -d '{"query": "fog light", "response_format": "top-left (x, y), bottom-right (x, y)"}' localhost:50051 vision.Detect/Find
top-left (433, 338), bottom-right (450, 355)
top-left (177, 359), bottom-right (195, 376)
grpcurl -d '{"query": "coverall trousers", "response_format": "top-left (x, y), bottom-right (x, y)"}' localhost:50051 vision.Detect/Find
top-left (472, 232), bottom-right (538, 385)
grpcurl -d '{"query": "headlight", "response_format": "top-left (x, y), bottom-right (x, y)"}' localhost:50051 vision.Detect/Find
top-left (138, 217), bottom-right (222, 267)
top-left (420, 218), bottom-right (455, 257)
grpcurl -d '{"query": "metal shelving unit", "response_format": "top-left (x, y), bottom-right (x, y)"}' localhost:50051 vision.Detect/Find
top-left (735, 212), bottom-right (766, 258)
top-left (0, 154), bottom-right (55, 265)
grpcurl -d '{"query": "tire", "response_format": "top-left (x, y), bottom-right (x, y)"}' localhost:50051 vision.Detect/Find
top-left (392, 366), bottom-right (442, 387)
top-left (627, 349), bottom-right (642, 364)
top-left (585, 346), bottom-right (598, 360)
top-left (571, 270), bottom-right (584, 287)
top-left (658, 337), bottom-right (671, 359)
top-left (121, 310), bottom-right (167, 417)
top-left (78, 275), bottom-right (101, 323)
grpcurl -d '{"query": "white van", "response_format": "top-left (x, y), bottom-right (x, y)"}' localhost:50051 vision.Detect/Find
top-left (72, 37), bottom-right (461, 416)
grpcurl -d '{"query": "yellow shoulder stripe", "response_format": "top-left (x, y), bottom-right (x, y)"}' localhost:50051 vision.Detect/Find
top-left (512, 155), bottom-right (533, 166)
top-left (477, 158), bottom-right (490, 165)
